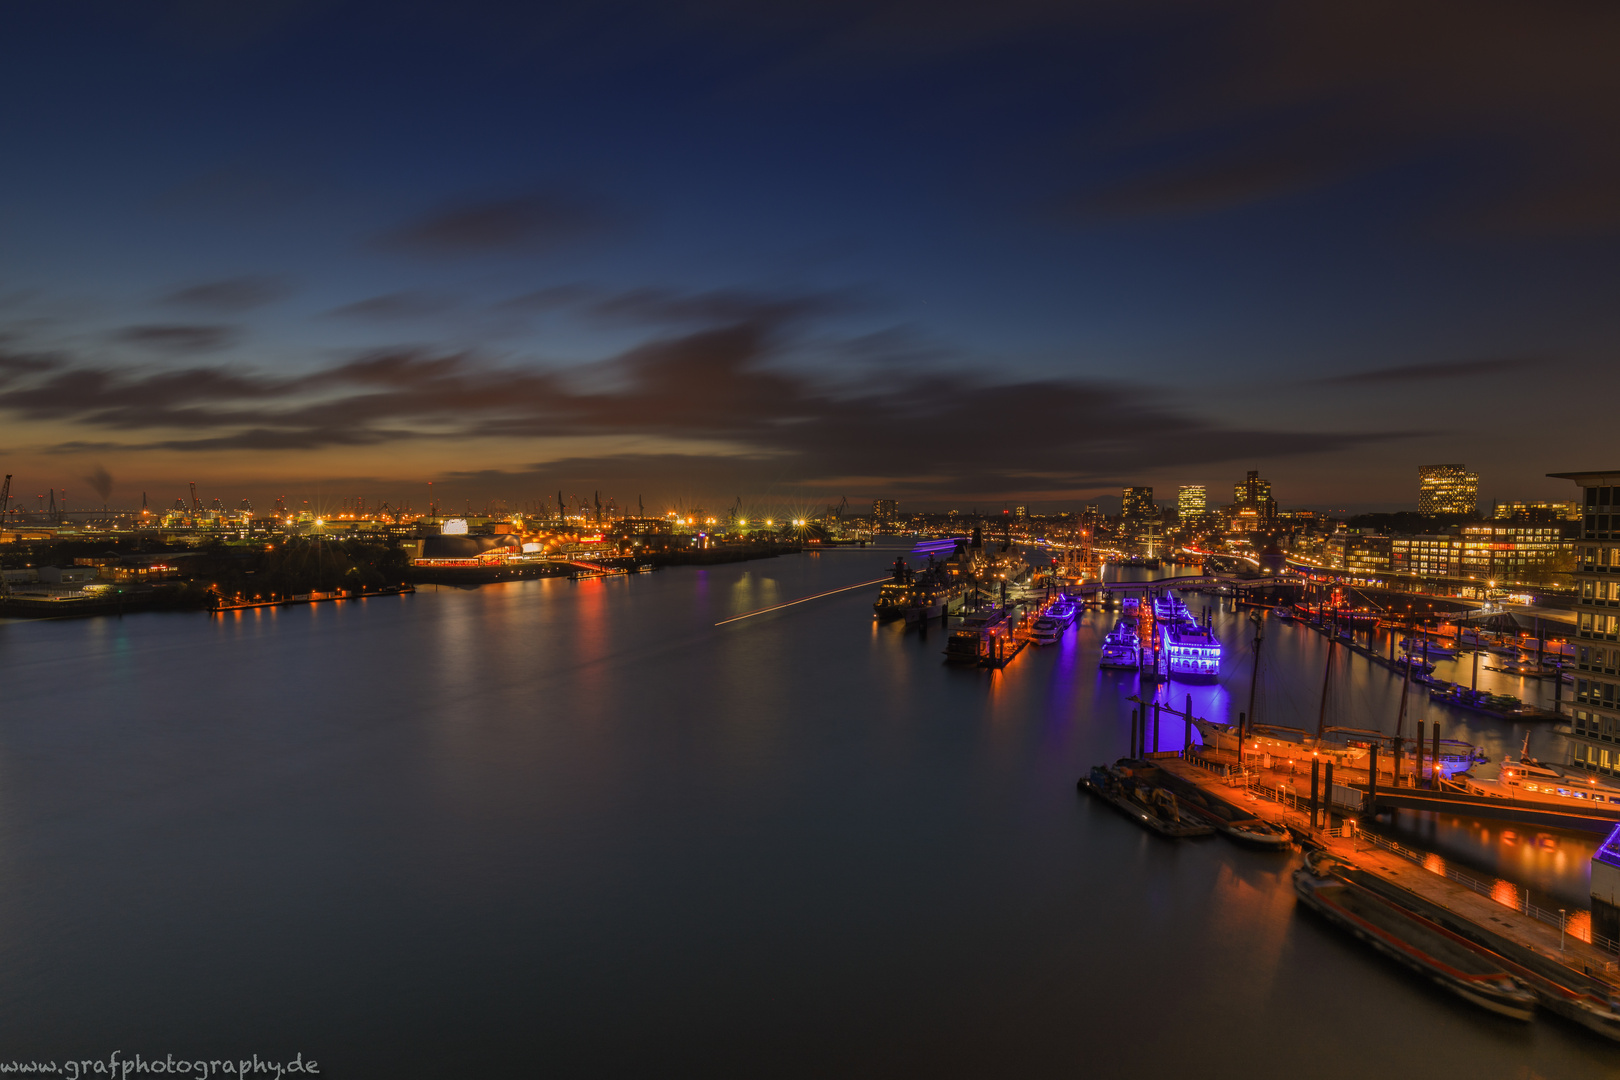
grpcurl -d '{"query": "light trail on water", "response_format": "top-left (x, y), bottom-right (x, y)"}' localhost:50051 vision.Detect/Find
top-left (715, 577), bottom-right (891, 626)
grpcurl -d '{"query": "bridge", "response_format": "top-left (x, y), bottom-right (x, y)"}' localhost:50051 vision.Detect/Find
top-left (1077, 572), bottom-right (1304, 595)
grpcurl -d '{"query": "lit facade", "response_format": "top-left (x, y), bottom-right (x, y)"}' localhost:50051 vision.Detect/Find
top-left (1551, 470), bottom-right (1620, 779)
top-left (1418, 464), bottom-right (1479, 514)
top-left (1495, 501), bottom-right (1580, 522)
top-left (1177, 484), bottom-right (1206, 520)
top-left (1121, 486), bottom-right (1154, 520)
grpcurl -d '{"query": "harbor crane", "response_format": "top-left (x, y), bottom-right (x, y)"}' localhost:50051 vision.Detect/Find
top-left (0, 474), bottom-right (10, 599)
top-left (189, 482), bottom-right (200, 512)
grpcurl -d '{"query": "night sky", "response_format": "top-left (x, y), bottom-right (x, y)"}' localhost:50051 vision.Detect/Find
top-left (2, 2), bottom-right (1616, 515)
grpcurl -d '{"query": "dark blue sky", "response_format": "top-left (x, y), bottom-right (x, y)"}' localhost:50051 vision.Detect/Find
top-left (2, 2), bottom-right (1616, 514)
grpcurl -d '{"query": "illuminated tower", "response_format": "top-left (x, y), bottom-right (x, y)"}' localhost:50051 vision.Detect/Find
top-left (1177, 485), bottom-right (1207, 521)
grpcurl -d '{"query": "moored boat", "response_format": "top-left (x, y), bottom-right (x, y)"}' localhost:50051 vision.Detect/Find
top-left (1029, 616), bottom-right (1064, 646)
top-left (1077, 765), bottom-right (1214, 839)
top-left (1293, 856), bottom-right (1536, 1020)
top-left (1099, 620), bottom-right (1139, 669)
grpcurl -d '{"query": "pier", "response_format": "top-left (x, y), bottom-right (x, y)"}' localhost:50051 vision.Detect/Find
top-left (1149, 754), bottom-right (1620, 976)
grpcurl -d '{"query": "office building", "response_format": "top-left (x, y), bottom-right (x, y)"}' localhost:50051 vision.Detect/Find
top-left (1418, 464), bottom-right (1479, 515)
top-left (1177, 485), bottom-right (1207, 521)
top-left (872, 499), bottom-right (898, 523)
top-left (1494, 501), bottom-right (1581, 522)
top-left (1232, 470), bottom-right (1277, 522)
top-left (1120, 487), bottom-right (1154, 520)
top-left (1550, 470), bottom-right (1620, 772)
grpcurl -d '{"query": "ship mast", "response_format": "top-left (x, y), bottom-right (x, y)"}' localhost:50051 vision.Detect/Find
top-left (1316, 609), bottom-right (1338, 739)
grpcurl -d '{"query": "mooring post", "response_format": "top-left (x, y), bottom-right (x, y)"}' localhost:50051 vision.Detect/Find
top-left (1130, 709), bottom-right (1139, 759)
top-left (1324, 761), bottom-right (1335, 833)
top-left (1415, 720), bottom-right (1425, 789)
top-left (1392, 736), bottom-right (1403, 791)
top-left (1472, 649), bottom-right (1479, 692)
top-left (1367, 743), bottom-right (1379, 817)
top-left (1432, 724), bottom-right (1441, 789)
top-left (1309, 759), bottom-right (1321, 829)
top-left (1184, 693), bottom-right (1193, 759)
top-left (1152, 700), bottom-right (1161, 754)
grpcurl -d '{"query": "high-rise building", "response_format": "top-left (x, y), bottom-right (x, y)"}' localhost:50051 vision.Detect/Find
top-left (1013, 505), bottom-right (1028, 521)
top-left (1121, 486), bottom-right (1154, 520)
top-left (1177, 485), bottom-right (1207, 520)
top-left (872, 499), bottom-right (898, 522)
top-left (1418, 464), bottom-right (1479, 514)
top-left (1232, 470), bottom-right (1277, 522)
top-left (1551, 468), bottom-right (1620, 938)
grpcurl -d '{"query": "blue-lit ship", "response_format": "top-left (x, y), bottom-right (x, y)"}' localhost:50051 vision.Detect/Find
top-left (1152, 594), bottom-right (1222, 683)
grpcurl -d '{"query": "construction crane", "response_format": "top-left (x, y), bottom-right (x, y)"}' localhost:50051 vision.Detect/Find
top-left (0, 474), bottom-right (9, 599)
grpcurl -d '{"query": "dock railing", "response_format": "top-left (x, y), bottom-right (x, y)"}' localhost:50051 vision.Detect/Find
top-left (1244, 779), bottom-right (1620, 958)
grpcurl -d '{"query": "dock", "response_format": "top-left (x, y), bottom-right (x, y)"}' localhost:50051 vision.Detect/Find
top-left (1151, 755), bottom-right (1620, 977)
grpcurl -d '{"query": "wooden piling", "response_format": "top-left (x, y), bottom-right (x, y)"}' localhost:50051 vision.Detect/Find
top-left (1367, 743), bottom-right (1379, 816)
top-left (1310, 759), bottom-right (1321, 829)
top-left (1324, 761), bottom-right (1335, 832)
top-left (1432, 724), bottom-right (1441, 789)
top-left (1130, 709), bottom-right (1139, 759)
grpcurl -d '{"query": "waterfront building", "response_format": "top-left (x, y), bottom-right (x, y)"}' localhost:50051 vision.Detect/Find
top-left (1177, 485), bottom-right (1206, 520)
top-left (1460, 523), bottom-right (1572, 584)
top-left (1418, 464), bottom-right (1479, 514)
top-left (1550, 470), bottom-right (1620, 779)
top-left (1494, 501), bottom-right (1581, 522)
top-left (872, 499), bottom-right (898, 523)
top-left (1391, 535), bottom-right (1464, 580)
top-left (1325, 533), bottom-right (1392, 576)
top-left (1121, 486), bottom-right (1154, 521)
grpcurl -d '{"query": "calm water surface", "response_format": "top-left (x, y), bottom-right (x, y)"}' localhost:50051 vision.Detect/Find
top-left (1, 551), bottom-right (1613, 1076)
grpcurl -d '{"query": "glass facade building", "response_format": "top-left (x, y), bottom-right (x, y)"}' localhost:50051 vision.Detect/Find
top-left (1417, 464), bottom-right (1479, 514)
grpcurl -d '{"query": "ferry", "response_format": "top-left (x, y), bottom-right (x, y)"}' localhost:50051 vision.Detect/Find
top-left (1151, 594), bottom-right (1222, 682)
top-left (1099, 620), bottom-right (1139, 669)
top-left (1457, 735), bottom-right (1620, 808)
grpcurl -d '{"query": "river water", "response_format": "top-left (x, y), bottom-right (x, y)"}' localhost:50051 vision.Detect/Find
top-left (1, 550), bottom-right (1614, 1076)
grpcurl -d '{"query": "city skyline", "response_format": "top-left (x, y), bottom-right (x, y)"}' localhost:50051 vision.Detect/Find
top-left (2, 5), bottom-right (1618, 512)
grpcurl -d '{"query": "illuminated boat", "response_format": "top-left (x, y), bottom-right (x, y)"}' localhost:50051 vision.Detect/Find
top-left (1293, 856), bottom-right (1536, 1020)
top-left (1046, 599), bottom-right (1077, 627)
top-left (1029, 616), bottom-right (1064, 645)
top-left (1162, 622), bottom-right (1221, 682)
top-left (1099, 620), bottom-right (1139, 669)
top-left (873, 558), bottom-right (969, 621)
top-left (1400, 638), bottom-right (1458, 659)
top-left (1457, 735), bottom-right (1620, 809)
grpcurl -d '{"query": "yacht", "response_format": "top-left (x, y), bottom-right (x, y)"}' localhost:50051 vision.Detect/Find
top-left (1029, 616), bottom-right (1065, 646)
top-left (1457, 735), bottom-right (1620, 809)
top-left (1099, 619), bottom-right (1140, 669)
